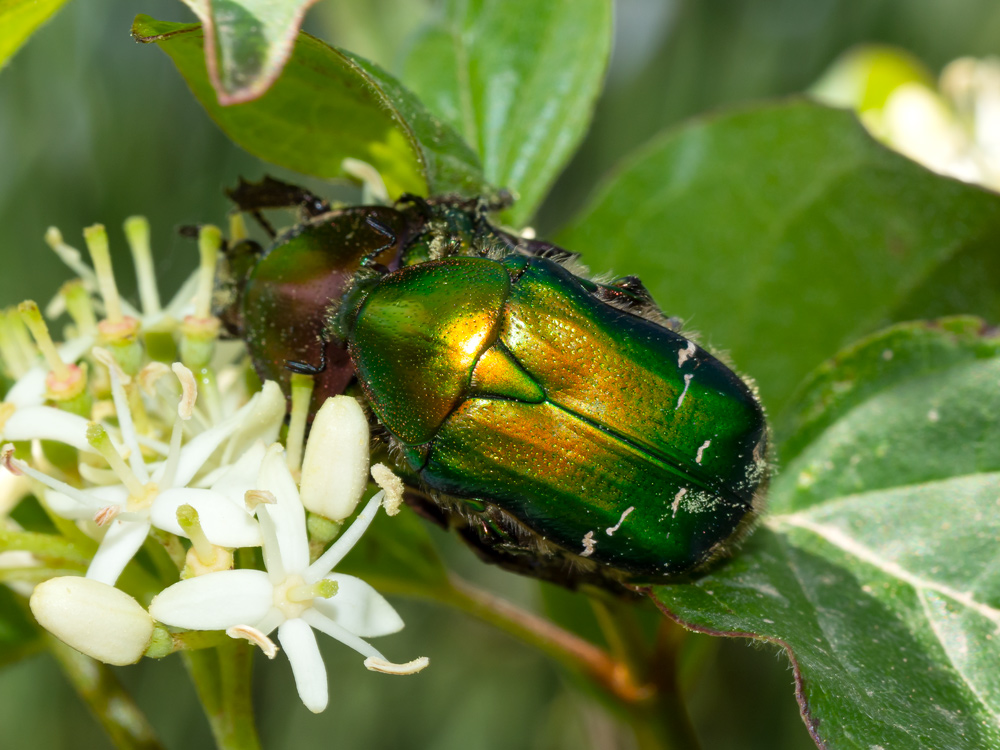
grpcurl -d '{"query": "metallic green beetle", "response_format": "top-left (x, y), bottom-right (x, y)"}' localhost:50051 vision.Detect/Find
top-left (226, 179), bottom-right (768, 589)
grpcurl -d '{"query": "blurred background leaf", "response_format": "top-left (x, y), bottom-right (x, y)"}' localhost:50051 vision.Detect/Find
top-left (401, 0), bottom-right (612, 226)
top-left (0, 0), bottom-right (71, 72)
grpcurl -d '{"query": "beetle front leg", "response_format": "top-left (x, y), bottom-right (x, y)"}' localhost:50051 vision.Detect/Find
top-left (285, 347), bottom-right (328, 376)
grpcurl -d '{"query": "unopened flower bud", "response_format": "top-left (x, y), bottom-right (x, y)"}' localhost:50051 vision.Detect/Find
top-left (300, 396), bottom-right (370, 521)
top-left (30, 577), bottom-right (154, 665)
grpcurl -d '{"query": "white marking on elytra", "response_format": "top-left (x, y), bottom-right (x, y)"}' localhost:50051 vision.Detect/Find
top-left (675, 373), bottom-right (694, 410)
top-left (696, 439), bottom-right (712, 465)
top-left (671, 487), bottom-right (687, 518)
top-left (928, 408), bottom-right (940, 423)
top-left (580, 531), bottom-right (597, 557)
top-left (606, 506), bottom-right (635, 536)
top-left (677, 340), bottom-right (696, 368)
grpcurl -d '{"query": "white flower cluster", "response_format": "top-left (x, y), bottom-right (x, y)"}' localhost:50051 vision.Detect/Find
top-left (0, 218), bottom-right (425, 713)
top-left (814, 50), bottom-right (1000, 191)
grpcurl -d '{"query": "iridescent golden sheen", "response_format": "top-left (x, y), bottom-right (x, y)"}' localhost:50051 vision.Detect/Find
top-left (348, 256), bottom-right (767, 579)
top-left (350, 258), bottom-right (510, 444)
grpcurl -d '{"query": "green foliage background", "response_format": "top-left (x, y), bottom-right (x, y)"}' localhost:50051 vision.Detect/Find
top-left (2, 1), bottom-right (1000, 748)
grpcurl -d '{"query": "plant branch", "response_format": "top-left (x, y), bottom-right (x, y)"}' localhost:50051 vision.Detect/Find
top-left (46, 634), bottom-right (163, 750)
top-left (439, 574), bottom-right (651, 705)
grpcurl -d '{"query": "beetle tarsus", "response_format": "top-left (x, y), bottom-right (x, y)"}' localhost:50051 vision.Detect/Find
top-left (285, 348), bottom-right (328, 376)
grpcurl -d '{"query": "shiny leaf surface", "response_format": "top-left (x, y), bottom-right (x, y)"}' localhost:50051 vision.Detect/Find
top-left (133, 15), bottom-right (486, 198)
top-left (403, 0), bottom-right (612, 226)
top-left (651, 317), bottom-right (1000, 749)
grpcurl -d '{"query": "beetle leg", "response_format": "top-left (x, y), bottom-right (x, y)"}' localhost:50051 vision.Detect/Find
top-left (593, 276), bottom-right (683, 331)
top-left (358, 216), bottom-right (397, 273)
top-left (395, 193), bottom-right (433, 218)
top-left (285, 347), bottom-right (328, 376)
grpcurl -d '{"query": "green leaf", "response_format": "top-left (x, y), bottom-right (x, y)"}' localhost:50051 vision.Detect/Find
top-left (132, 15), bottom-right (486, 199)
top-left (402, 0), bottom-right (612, 226)
top-left (0, 0), bottom-right (70, 72)
top-left (651, 317), bottom-right (1000, 749)
top-left (557, 101), bottom-right (1000, 413)
top-left (178, 0), bottom-right (320, 105)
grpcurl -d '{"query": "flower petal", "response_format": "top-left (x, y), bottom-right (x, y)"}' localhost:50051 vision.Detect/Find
top-left (149, 569), bottom-right (274, 629)
top-left (209, 440), bottom-right (267, 507)
top-left (277, 618), bottom-right (328, 713)
top-left (223, 381), bottom-right (285, 463)
top-left (257, 444), bottom-right (308, 573)
top-left (311, 573), bottom-right (404, 637)
top-left (169, 394), bottom-right (260, 488)
top-left (86, 518), bottom-right (151, 586)
top-left (150, 487), bottom-right (261, 548)
top-left (301, 607), bottom-right (385, 661)
top-left (300, 396), bottom-right (369, 522)
top-left (3, 406), bottom-right (93, 451)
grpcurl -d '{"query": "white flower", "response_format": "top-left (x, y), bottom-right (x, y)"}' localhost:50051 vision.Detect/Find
top-left (30, 576), bottom-right (155, 665)
top-left (149, 443), bottom-right (427, 713)
top-left (2, 359), bottom-right (285, 585)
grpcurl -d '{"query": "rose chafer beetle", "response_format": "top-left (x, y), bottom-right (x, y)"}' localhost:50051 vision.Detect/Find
top-left (221, 177), bottom-right (768, 590)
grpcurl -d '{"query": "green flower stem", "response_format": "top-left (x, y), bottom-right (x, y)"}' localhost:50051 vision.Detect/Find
top-left (0, 565), bottom-right (84, 583)
top-left (218, 639), bottom-right (260, 750)
top-left (45, 633), bottom-right (164, 750)
top-left (145, 532), bottom-right (184, 580)
top-left (0, 528), bottom-right (91, 563)
top-left (183, 644), bottom-right (262, 750)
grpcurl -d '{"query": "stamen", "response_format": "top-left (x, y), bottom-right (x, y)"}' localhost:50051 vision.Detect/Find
top-left (86, 423), bottom-right (146, 497)
top-left (195, 225), bottom-right (222, 320)
top-left (176, 504), bottom-right (216, 565)
top-left (92, 347), bottom-right (148, 484)
top-left (371, 463), bottom-right (404, 516)
top-left (171, 363), bottom-right (197, 420)
top-left (60, 281), bottom-right (98, 335)
top-left (0, 315), bottom-right (29, 378)
top-left (45, 227), bottom-right (99, 289)
top-left (94, 505), bottom-right (121, 526)
top-left (83, 224), bottom-right (123, 324)
top-left (364, 656), bottom-right (430, 675)
top-left (2, 444), bottom-right (103, 509)
top-left (305, 491), bottom-right (384, 582)
top-left (286, 373), bottom-right (314, 475)
top-left (138, 361), bottom-right (171, 396)
top-left (6, 308), bottom-right (38, 364)
top-left (244, 489), bottom-right (276, 511)
top-left (1, 444), bottom-right (23, 475)
top-left (124, 216), bottom-right (161, 316)
top-left (287, 579), bottom-right (338, 603)
top-left (226, 625), bottom-right (278, 658)
top-left (18, 301), bottom-right (70, 381)
top-left (228, 212), bottom-right (248, 242)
